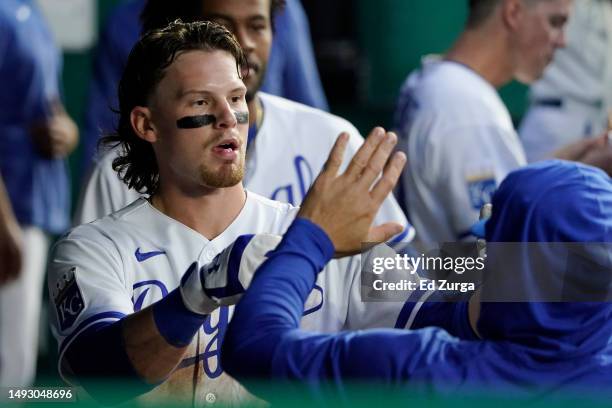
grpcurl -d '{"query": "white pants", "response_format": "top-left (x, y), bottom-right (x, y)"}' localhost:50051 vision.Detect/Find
top-left (519, 100), bottom-right (608, 163)
top-left (0, 226), bottom-right (49, 387)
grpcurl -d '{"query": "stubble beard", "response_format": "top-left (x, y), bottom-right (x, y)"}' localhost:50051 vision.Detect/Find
top-left (245, 63), bottom-right (267, 103)
top-left (197, 153), bottom-right (245, 188)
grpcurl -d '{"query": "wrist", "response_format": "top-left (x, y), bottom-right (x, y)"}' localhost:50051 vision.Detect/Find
top-left (152, 288), bottom-right (207, 348)
top-left (179, 262), bottom-right (219, 315)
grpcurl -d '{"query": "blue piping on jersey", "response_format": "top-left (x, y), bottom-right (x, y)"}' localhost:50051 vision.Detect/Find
top-left (58, 311), bottom-right (126, 356)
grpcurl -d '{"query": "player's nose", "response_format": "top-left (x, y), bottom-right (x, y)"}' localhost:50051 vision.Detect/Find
top-left (234, 26), bottom-right (255, 55)
top-left (213, 101), bottom-right (237, 129)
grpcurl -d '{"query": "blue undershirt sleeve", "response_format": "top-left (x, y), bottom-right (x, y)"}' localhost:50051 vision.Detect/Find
top-left (64, 288), bottom-right (207, 403)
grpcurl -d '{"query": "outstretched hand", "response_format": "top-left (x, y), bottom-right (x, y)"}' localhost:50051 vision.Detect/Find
top-left (298, 127), bottom-right (407, 257)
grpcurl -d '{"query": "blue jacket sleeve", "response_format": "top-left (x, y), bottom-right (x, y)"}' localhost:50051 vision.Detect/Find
top-left (222, 219), bottom-right (453, 393)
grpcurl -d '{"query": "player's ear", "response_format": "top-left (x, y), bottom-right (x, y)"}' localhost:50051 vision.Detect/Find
top-left (501, 0), bottom-right (524, 31)
top-left (131, 106), bottom-right (158, 143)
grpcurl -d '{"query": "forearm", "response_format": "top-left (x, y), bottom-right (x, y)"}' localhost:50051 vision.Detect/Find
top-left (223, 219), bottom-right (434, 391)
top-left (122, 300), bottom-right (195, 383)
top-left (222, 218), bottom-right (334, 378)
top-left (65, 289), bottom-right (207, 401)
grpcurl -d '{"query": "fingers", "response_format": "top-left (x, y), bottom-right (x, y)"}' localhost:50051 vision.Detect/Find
top-left (371, 151), bottom-right (407, 203)
top-left (366, 223), bottom-right (405, 244)
top-left (322, 133), bottom-right (349, 176)
top-left (344, 127), bottom-right (385, 179)
top-left (358, 132), bottom-right (398, 187)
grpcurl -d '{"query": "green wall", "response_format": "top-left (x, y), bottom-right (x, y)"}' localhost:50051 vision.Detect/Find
top-left (347, 0), bottom-right (528, 132)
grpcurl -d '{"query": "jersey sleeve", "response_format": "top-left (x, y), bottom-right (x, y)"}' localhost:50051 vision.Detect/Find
top-left (425, 124), bottom-right (513, 240)
top-left (73, 147), bottom-right (141, 225)
top-left (47, 225), bottom-right (134, 378)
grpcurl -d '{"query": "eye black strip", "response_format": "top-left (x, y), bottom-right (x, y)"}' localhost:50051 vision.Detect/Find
top-left (176, 114), bottom-right (217, 129)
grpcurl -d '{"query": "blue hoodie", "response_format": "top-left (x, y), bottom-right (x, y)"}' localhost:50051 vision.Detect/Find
top-left (222, 161), bottom-right (612, 397)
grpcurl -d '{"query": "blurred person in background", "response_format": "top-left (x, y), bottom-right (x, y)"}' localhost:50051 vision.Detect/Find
top-left (80, 0), bottom-right (327, 175)
top-left (394, 0), bottom-right (612, 244)
top-left (0, 0), bottom-right (78, 387)
top-left (519, 0), bottom-right (612, 162)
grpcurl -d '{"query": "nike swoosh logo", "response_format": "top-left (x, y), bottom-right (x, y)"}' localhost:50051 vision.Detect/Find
top-left (135, 248), bottom-right (166, 262)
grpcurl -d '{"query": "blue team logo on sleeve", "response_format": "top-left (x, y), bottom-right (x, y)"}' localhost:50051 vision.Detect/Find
top-left (467, 178), bottom-right (497, 210)
top-left (53, 267), bottom-right (85, 331)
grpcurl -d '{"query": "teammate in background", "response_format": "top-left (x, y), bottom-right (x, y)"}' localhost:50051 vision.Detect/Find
top-left (74, 0), bottom-right (412, 243)
top-left (394, 0), bottom-right (612, 244)
top-left (48, 21), bottom-right (413, 406)
top-left (223, 160), bottom-right (612, 397)
top-left (0, 0), bottom-right (78, 387)
top-left (519, 0), bottom-right (612, 162)
top-left (80, 0), bottom-right (328, 174)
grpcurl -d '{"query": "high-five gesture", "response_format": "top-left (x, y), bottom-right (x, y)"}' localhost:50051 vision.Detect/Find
top-left (298, 127), bottom-right (407, 256)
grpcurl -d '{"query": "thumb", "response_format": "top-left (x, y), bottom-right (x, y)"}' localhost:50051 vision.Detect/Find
top-left (366, 223), bottom-right (405, 244)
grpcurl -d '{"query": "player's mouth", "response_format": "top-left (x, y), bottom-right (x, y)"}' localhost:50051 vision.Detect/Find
top-left (212, 137), bottom-right (241, 160)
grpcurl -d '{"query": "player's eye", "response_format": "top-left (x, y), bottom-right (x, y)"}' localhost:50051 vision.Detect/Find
top-left (250, 23), bottom-right (266, 32)
top-left (549, 15), bottom-right (567, 29)
top-left (231, 96), bottom-right (242, 103)
top-left (211, 18), bottom-right (234, 33)
top-left (194, 99), bottom-right (207, 106)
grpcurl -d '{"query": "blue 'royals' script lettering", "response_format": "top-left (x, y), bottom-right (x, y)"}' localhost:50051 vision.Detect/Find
top-left (202, 306), bottom-right (229, 378)
top-left (270, 155), bottom-right (314, 205)
top-left (132, 280), bottom-right (169, 312)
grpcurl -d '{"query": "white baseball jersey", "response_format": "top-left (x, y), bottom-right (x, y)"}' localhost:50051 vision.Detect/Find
top-left (394, 58), bottom-right (527, 243)
top-left (74, 92), bottom-right (414, 242)
top-left (49, 193), bottom-right (412, 406)
top-left (520, 0), bottom-right (612, 162)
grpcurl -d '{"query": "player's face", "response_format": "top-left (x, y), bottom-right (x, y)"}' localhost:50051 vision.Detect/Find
top-left (149, 50), bottom-right (248, 189)
top-left (513, 0), bottom-right (572, 83)
top-left (201, 0), bottom-right (273, 102)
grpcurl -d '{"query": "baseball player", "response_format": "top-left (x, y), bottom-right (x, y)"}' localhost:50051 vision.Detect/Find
top-left (47, 21), bottom-right (414, 406)
top-left (80, 0), bottom-right (328, 175)
top-left (73, 0), bottom-right (413, 246)
top-left (394, 0), bottom-right (573, 243)
top-left (223, 160), bottom-right (612, 398)
top-left (519, 0), bottom-right (612, 163)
